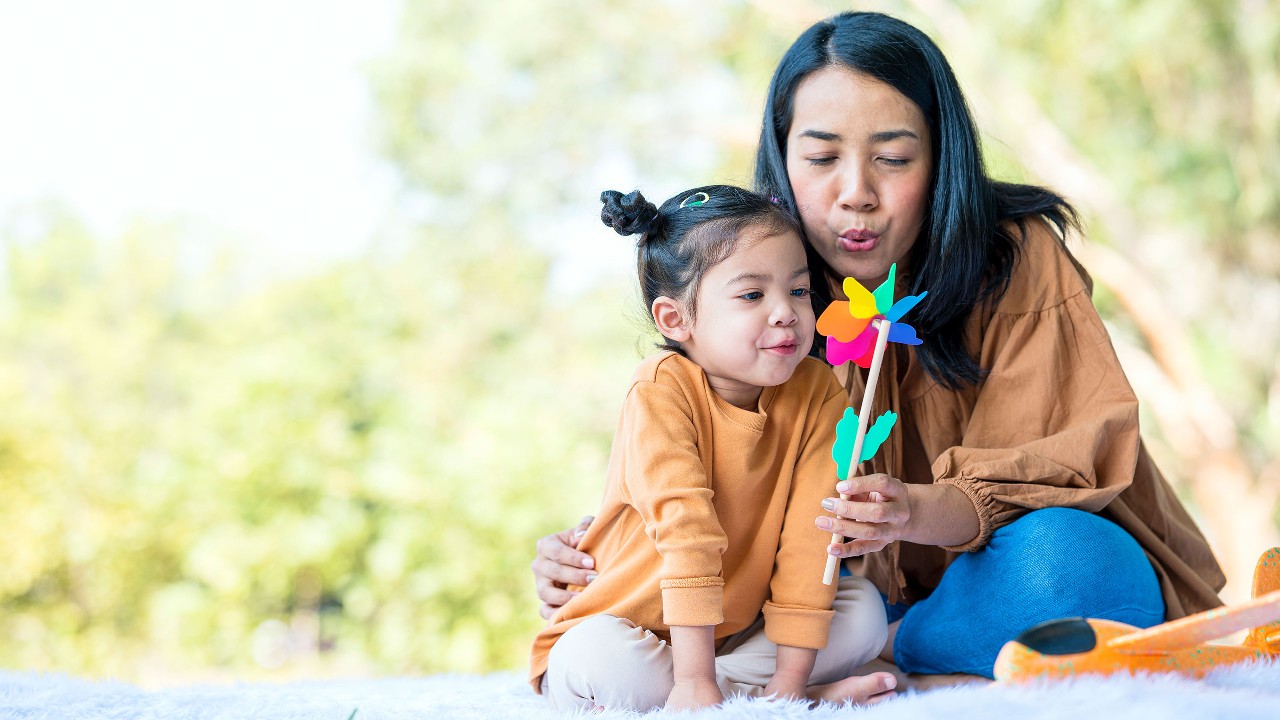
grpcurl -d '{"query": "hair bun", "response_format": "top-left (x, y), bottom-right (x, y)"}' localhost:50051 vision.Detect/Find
top-left (600, 190), bottom-right (663, 238)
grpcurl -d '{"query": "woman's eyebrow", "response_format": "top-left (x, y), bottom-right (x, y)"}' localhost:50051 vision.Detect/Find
top-left (796, 129), bottom-right (920, 143)
top-left (869, 129), bottom-right (920, 143)
top-left (797, 129), bottom-right (841, 142)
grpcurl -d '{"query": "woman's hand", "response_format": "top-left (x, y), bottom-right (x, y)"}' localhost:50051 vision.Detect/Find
top-left (816, 475), bottom-right (982, 554)
top-left (531, 516), bottom-right (596, 619)
top-left (816, 473), bottom-right (911, 558)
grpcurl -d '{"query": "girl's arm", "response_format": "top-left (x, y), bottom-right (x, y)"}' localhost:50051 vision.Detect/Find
top-left (666, 625), bottom-right (723, 711)
top-left (762, 373), bottom-right (843, 648)
top-left (620, 371), bottom-right (728, 708)
top-left (622, 380), bottom-right (729, 626)
top-left (763, 644), bottom-right (817, 700)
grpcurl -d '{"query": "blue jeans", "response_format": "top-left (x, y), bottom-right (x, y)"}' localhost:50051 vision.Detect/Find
top-left (887, 507), bottom-right (1165, 678)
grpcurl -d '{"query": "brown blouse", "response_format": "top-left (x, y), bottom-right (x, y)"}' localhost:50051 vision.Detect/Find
top-left (839, 219), bottom-right (1225, 619)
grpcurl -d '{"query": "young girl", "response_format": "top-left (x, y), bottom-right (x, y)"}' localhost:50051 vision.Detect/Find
top-left (529, 186), bottom-right (892, 711)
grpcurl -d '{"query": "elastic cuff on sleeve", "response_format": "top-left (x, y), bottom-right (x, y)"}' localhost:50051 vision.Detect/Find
top-left (661, 578), bottom-right (724, 626)
top-left (762, 601), bottom-right (835, 650)
top-left (934, 477), bottom-right (1000, 553)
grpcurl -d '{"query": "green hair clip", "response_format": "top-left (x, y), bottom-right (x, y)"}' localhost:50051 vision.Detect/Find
top-left (679, 192), bottom-right (709, 209)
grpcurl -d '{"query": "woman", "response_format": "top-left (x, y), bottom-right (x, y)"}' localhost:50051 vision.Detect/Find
top-left (532, 11), bottom-right (1225, 682)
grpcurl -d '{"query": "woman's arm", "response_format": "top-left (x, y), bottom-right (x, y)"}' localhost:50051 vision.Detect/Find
top-left (903, 481), bottom-right (980, 546)
top-left (817, 474), bottom-right (979, 558)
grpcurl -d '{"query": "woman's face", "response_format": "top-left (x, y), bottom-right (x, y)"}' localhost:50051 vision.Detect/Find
top-left (785, 66), bottom-right (932, 289)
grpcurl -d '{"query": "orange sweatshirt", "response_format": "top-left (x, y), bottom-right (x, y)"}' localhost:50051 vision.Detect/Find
top-left (530, 352), bottom-right (846, 691)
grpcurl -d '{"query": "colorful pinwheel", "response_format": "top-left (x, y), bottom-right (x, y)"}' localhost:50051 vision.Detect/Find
top-left (816, 263), bottom-right (927, 368)
top-left (818, 263), bottom-right (927, 584)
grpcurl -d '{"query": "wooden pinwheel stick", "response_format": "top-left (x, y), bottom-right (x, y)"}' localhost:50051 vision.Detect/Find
top-left (823, 318), bottom-right (893, 585)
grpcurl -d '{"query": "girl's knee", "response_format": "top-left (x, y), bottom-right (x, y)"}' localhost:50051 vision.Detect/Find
top-left (846, 577), bottom-right (888, 631)
top-left (550, 615), bottom-right (647, 672)
top-left (824, 575), bottom-right (889, 674)
top-left (567, 614), bottom-right (635, 643)
top-left (545, 615), bottom-right (672, 711)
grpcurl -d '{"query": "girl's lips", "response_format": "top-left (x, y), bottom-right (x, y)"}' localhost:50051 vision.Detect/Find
top-left (764, 343), bottom-right (798, 356)
top-left (838, 229), bottom-right (880, 253)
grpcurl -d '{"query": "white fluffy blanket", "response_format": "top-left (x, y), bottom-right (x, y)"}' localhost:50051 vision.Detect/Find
top-left (3, 662), bottom-right (1278, 719)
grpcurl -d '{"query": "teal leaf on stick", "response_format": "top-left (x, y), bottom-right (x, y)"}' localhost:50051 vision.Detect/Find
top-left (832, 409), bottom-right (899, 480)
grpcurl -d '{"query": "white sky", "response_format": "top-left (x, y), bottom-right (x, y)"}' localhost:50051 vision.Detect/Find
top-left (0, 0), bottom-right (403, 276)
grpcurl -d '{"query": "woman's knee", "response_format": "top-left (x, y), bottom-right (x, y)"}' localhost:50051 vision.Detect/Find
top-left (981, 508), bottom-right (1164, 622)
top-left (996, 508), bottom-right (1106, 545)
top-left (892, 510), bottom-right (1164, 676)
top-left (993, 509), bottom-right (1150, 574)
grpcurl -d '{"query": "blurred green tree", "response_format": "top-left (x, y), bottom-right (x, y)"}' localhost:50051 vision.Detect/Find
top-left (0, 0), bottom-right (1276, 682)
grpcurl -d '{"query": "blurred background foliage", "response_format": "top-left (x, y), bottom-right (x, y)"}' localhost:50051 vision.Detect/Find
top-left (0, 0), bottom-right (1277, 684)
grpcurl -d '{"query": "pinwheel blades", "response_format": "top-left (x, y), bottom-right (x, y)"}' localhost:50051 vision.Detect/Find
top-left (817, 302), bottom-right (872, 342)
top-left (827, 332), bottom-right (873, 366)
top-left (833, 320), bottom-right (921, 367)
top-left (822, 264), bottom-right (926, 368)
top-left (842, 277), bottom-right (879, 318)
top-left (885, 291), bottom-right (928, 323)
top-left (872, 264), bottom-right (897, 314)
top-left (887, 323), bottom-right (922, 345)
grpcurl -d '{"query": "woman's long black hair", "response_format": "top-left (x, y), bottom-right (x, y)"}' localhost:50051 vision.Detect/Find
top-left (754, 11), bottom-right (1078, 390)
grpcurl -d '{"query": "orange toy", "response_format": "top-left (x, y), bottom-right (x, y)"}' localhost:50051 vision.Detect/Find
top-left (995, 548), bottom-right (1280, 682)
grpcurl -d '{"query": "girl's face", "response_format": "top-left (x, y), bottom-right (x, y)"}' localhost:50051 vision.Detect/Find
top-left (785, 66), bottom-right (933, 289)
top-left (678, 228), bottom-right (815, 409)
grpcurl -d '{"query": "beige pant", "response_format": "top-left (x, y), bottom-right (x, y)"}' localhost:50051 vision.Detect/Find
top-left (541, 574), bottom-right (887, 711)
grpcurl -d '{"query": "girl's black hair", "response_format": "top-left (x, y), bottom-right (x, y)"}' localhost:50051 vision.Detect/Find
top-left (754, 11), bottom-right (1078, 390)
top-left (600, 185), bottom-right (802, 356)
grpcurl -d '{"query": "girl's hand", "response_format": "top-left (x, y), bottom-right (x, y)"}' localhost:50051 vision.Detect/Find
top-left (531, 515), bottom-right (596, 619)
top-left (817, 473), bottom-right (911, 558)
top-left (762, 677), bottom-right (808, 702)
top-left (765, 644), bottom-right (816, 702)
top-left (665, 678), bottom-right (724, 711)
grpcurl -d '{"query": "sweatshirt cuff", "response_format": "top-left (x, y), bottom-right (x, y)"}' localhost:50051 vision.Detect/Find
top-left (762, 601), bottom-right (835, 649)
top-left (661, 577), bottom-right (724, 626)
top-left (934, 476), bottom-right (1009, 553)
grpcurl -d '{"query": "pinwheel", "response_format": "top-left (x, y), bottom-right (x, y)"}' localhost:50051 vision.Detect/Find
top-left (816, 263), bottom-right (927, 368)
top-left (819, 263), bottom-right (927, 584)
